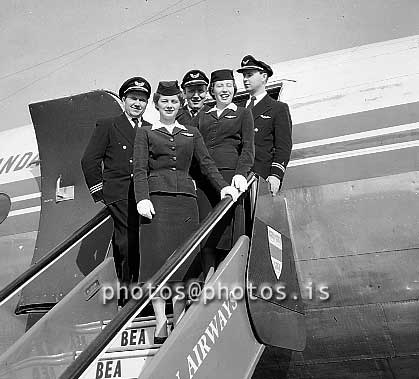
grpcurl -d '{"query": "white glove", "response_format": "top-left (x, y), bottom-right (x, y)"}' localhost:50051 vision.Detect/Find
top-left (137, 199), bottom-right (155, 219)
top-left (231, 174), bottom-right (248, 192)
top-left (267, 175), bottom-right (281, 196)
top-left (220, 186), bottom-right (239, 202)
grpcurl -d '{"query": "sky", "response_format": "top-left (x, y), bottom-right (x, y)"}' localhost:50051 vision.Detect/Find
top-left (1, 0), bottom-right (419, 131)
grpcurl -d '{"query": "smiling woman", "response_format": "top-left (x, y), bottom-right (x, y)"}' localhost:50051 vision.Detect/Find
top-left (0, 193), bottom-right (11, 224)
top-left (133, 80), bottom-right (238, 343)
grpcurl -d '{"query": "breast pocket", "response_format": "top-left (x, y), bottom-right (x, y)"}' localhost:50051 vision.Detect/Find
top-left (255, 116), bottom-right (274, 143)
top-left (178, 133), bottom-right (194, 162)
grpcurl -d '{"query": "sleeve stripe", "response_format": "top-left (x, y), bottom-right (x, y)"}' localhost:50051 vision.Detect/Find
top-left (90, 183), bottom-right (103, 191)
top-left (272, 162), bottom-right (286, 172)
top-left (89, 183), bottom-right (103, 193)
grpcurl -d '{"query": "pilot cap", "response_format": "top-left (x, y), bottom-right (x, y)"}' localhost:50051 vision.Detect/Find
top-left (181, 70), bottom-right (210, 89)
top-left (156, 80), bottom-right (181, 96)
top-left (237, 55), bottom-right (273, 78)
top-left (119, 77), bottom-right (151, 99)
top-left (210, 69), bottom-right (235, 85)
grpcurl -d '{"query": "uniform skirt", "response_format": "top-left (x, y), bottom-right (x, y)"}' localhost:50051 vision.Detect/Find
top-left (139, 193), bottom-right (199, 283)
top-left (197, 169), bottom-right (245, 251)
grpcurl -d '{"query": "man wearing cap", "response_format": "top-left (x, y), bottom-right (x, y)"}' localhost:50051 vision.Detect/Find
top-left (237, 55), bottom-right (292, 195)
top-left (81, 77), bottom-right (152, 300)
top-left (176, 69), bottom-right (211, 126)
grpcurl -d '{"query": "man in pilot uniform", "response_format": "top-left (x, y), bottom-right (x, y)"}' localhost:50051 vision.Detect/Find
top-left (237, 55), bottom-right (292, 195)
top-left (175, 70), bottom-right (212, 280)
top-left (176, 69), bottom-right (211, 126)
top-left (81, 77), bottom-right (152, 301)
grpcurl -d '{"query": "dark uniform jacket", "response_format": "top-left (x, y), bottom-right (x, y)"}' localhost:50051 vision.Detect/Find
top-left (133, 122), bottom-right (228, 202)
top-left (176, 104), bottom-right (211, 126)
top-left (191, 103), bottom-right (255, 176)
top-left (81, 113), bottom-right (152, 204)
top-left (250, 94), bottom-right (292, 179)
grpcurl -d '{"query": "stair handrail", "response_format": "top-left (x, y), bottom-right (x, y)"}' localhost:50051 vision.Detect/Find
top-left (0, 207), bottom-right (111, 306)
top-left (60, 173), bottom-right (256, 379)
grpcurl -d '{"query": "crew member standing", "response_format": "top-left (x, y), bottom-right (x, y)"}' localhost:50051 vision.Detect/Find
top-left (176, 69), bottom-right (210, 126)
top-left (176, 69), bottom-right (211, 279)
top-left (192, 69), bottom-right (254, 279)
top-left (237, 55), bottom-right (292, 195)
top-left (134, 80), bottom-right (238, 341)
top-left (81, 77), bottom-right (152, 303)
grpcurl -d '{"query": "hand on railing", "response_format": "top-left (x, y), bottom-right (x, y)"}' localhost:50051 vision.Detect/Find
top-left (231, 174), bottom-right (248, 192)
top-left (220, 186), bottom-right (239, 202)
top-left (266, 175), bottom-right (281, 196)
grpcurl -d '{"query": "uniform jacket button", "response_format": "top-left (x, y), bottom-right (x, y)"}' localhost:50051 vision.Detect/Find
top-left (171, 167), bottom-right (176, 171)
top-left (123, 145), bottom-right (127, 149)
top-left (130, 174), bottom-right (133, 177)
top-left (172, 156), bottom-right (177, 161)
top-left (171, 146), bottom-right (175, 150)
top-left (170, 138), bottom-right (174, 142)
top-left (129, 159), bottom-right (133, 163)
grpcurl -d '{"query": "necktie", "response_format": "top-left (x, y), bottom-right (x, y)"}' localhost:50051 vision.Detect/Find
top-left (132, 118), bottom-right (139, 128)
top-left (247, 96), bottom-right (256, 110)
top-left (190, 109), bottom-right (198, 118)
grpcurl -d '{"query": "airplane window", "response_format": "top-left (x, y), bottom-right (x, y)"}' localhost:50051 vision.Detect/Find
top-left (0, 193), bottom-right (11, 224)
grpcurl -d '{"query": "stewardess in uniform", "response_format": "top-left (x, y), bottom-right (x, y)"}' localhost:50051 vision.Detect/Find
top-left (192, 69), bottom-right (254, 279)
top-left (176, 69), bottom-right (210, 126)
top-left (133, 81), bottom-right (238, 343)
top-left (81, 77), bottom-right (151, 304)
top-left (237, 55), bottom-right (292, 195)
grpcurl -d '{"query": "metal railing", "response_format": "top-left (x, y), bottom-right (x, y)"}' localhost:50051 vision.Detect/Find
top-left (0, 207), bottom-right (111, 307)
top-left (60, 174), bottom-right (256, 379)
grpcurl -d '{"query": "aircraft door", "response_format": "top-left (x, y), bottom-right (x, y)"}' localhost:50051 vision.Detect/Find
top-left (246, 177), bottom-right (306, 351)
top-left (16, 91), bottom-right (122, 313)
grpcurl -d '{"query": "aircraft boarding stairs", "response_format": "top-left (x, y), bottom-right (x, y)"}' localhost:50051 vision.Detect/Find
top-left (0, 90), bottom-right (304, 378)
top-left (0, 175), bottom-right (305, 379)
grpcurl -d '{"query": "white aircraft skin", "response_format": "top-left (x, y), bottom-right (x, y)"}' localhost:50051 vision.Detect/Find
top-left (0, 34), bottom-right (418, 375)
top-left (0, 125), bottom-right (41, 286)
top-left (0, 125), bottom-right (40, 355)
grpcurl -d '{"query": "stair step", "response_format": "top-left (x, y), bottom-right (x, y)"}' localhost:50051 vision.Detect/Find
top-left (107, 325), bottom-right (171, 352)
top-left (78, 315), bottom-right (173, 378)
top-left (80, 351), bottom-right (150, 379)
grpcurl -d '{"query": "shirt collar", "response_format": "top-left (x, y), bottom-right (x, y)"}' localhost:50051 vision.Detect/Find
top-left (124, 112), bottom-right (142, 128)
top-left (151, 120), bottom-right (187, 131)
top-left (247, 91), bottom-right (267, 107)
top-left (206, 102), bottom-right (238, 113)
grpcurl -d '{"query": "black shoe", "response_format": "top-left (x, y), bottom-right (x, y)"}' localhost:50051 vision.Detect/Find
top-left (154, 335), bottom-right (167, 345)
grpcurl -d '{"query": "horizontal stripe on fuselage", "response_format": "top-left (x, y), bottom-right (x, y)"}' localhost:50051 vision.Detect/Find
top-left (0, 178), bottom-right (41, 237)
top-left (0, 177), bottom-right (41, 198)
top-left (290, 140), bottom-right (419, 166)
top-left (10, 192), bottom-right (41, 203)
top-left (293, 122), bottom-right (419, 151)
top-left (8, 206), bottom-right (41, 217)
top-left (9, 194), bottom-right (41, 214)
top-left (284, 101), bottom-right (419, 189)
top-left (284, 144), bottom-right (418, 189)
top-left (292, 100), bottom-right (419, 143)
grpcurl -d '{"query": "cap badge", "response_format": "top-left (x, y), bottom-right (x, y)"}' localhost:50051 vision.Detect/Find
top-left (242, 59), bottom-right (249, 64)
top-left (190, 73), bottom-right (199, 78)
top-left (134, 81), bottom-right (144, 87)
